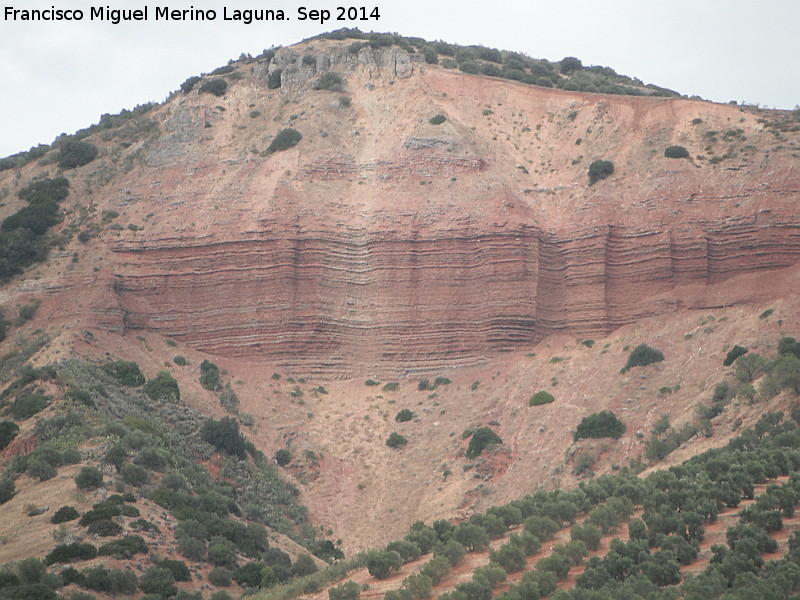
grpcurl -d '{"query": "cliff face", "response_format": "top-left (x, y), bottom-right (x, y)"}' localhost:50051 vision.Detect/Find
top-left (6, 40), bottom-right (800, 376)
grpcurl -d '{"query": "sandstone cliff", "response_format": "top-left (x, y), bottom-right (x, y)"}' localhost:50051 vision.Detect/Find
top-left (3, 39), bottom-right (800, 376)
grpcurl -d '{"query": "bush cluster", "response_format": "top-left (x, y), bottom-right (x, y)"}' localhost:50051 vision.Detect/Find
top-left (266, 129), bottom-right (302, 154)
top-left (574, 411), bottom-right (626, 441)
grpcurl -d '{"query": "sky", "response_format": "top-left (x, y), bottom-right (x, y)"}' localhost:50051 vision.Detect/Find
top-left (1, 0), bottom-right (799, 158)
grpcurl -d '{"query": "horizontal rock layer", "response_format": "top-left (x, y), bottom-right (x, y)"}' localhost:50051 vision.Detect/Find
top-left (108, 215), bottom-right (800, 376)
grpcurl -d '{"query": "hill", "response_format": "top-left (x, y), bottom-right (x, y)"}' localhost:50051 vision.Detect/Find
top-left (0, 30), bottom-right (799, 600)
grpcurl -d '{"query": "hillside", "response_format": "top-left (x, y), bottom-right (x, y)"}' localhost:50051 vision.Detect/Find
top-left (0, 30), bottom-right (799, 600)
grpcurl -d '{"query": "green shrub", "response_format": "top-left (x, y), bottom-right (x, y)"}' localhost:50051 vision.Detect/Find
top-left (145, 371), bottom-right (180, 402)
top-left (51, 506), bottom-right (79, 524)
top-left (101, 360), bottom-right (144, 386)
top-left (0, 477), bottom-right (15, 503)
top-left (274, 448), bottom-right (292, 467)
top-left (724, 345), bottom-right (749, 366)
top-left (458, 61), bottom-right (480, 74)
top-left (208, 567), bottom-right (232, 587)
top-left (664, 145), bottom-right (690, 159)
top-left (386, 432), bottom-right (408, 449)
top-left (98, 536), bottom-right (147, 559)
top-left (135, 446), bottom-right (169, 471)
top-left (11, 393), bottom-right (49, 419)
top-left (364, 379), bottom-right (380, 386)
top-left (329, 581), bottom-right (360, 600)
top-left (366, 551), bottom-right (403, 579)
top-left (395, 409), bottom-right (415, 422)
top-left (0, 421), bottom-right (19, 449)
top-left (560, 56), bottom-right (583, 74)
top-left (199, 79), bottom-right (228, 97)
top-left (180, 76), bottom-right (201, 93)
top-left (58, 140), bottom-right (98, 169)
top-left (529, 391), bottom-right (555, 406)
top-left (173, 355), bottom-right (187, 366)
top-left (291, 554), bottom-right (318, 577)
top-left (120, 463), bottom-right (150, 487)
top-left (466, 427), bottom-right (502, 459)
top-left (574, 411), bottom-right (626, 441)
top-left (74, 466), bottom-right (103, 490)
top-left (382, 382), bottom-right (399, 392)
top-left (27, 460), bottom-right (56, 481)
top-left (200, 360), bottom-right (222, 391)
top-left (588, 159), bottom-right (614, 185)
top-left (622, 344), bottom-right (664, 372)
top-left (87, 519), bottom-right (122, 537)
top-left (429, 114), bottom-right (446, 125)
top-left (138, 567), bottom-right (176, 598)
top-left (158, 560), bottom-right (190, 583)
top-left (266, 129), bottom-right (302, 154)
top-left (315, 72), bottom-right (345, 91)
top-left (232, 562), bottom-right (266, 588)
top-left (45, 543), bottom-right (97, 565)
top-left (201, 416), bottom-right (247, 459)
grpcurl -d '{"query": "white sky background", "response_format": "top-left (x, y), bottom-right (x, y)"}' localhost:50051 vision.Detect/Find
top-left (1, 0), bottom-right (799, 158)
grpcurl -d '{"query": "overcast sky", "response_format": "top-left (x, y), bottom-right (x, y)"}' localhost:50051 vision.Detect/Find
top-left (1, 0), bottom-right (798, 158)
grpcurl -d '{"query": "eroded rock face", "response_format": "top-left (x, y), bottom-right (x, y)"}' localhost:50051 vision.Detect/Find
top-left (16, 40), bottom-right (800, 376)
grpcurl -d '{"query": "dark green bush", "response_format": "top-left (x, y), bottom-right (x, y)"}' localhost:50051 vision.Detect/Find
top-left (588, 159), bottom-right (614, 185)
top-left (138, 567), bottom-right (176, 598)
top-left (232, 563), bottom-right (265, 588)
top-left (422, 46), bottom-right (438, 64)
top-left (98, 536), bottom-right (147, 559)
top-left (664, 145), bottom-right (690, 159)
top-left (173, 355), bottom-right (187, 366)
top-left (560, 56), bottom-right (583, 74)
top-left (74, 466), bottom-right (103, 490)
top-left (201, 416), bottom-right (247, 459)
top-left (180, 76), bottom-right (201, 93)
top-left (466, 427), bottom-right (502, 459)
top-left (18, 178), bottom-right (69, 203)
top-left (386, 432), bottom-right (408, 449)
top-left (274, 448), bottom-right (292, 467)
top-left (51, 506), bottom-right (79, 524)
top-left (26, 460), bottom-right (56, 481)
top-left (58, 141), bottom-right (98, 169)
top-left (574, 411), bottom-right (626, 441)
top-left (429, 114), bottom-right (447, 125)
top-left (87, 519), bottom-right (122, 537)
top-left (291, 554), bottom-right (318, 577)
top-left (0, 477), bottom-right (15, 503)
top-left (45, 543), bottom-right (97, 565)
top-left (199, 360), bottom-right (222, 391)
top-left (135, 447), bottom-right (169, 471)
top-left (395, 409), bottom-right (415, 422)
top-left (458, 61), bottom-right (480, 74)
top-left (11, 393), bottom-right (49, 419)
top-left (724, 345), bottom-right (749, 366)
top-left (329, 581), bottom-right (360, 600)
top-left (158, 560), bottom-right (190, 583)
top-left (529, 391), bottom-right (555, 406)
top-left (315, 72), bottom-right (345, 91)
top-left (199, 79), bottom-right (228, 97)
top-left (101, 361), bottom-right (144, 386)
top-left (622, 344), bottom-right (664, 372)
top-left (366, 550), bottom-right (403, 579)
top-left (145, 371), bottom-right (180, 402)
top-left (120, 463), bottom-right (150, 487)
top-left (208, 567), bottom-right (232, 587)
top-left (0, 421), bottom-right (19, 449)
top-left (266, 128), bottom-right (302, 154)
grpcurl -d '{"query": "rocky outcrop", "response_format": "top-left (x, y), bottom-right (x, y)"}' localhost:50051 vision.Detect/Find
top-left (106, 211), bottom-right (800, 376)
